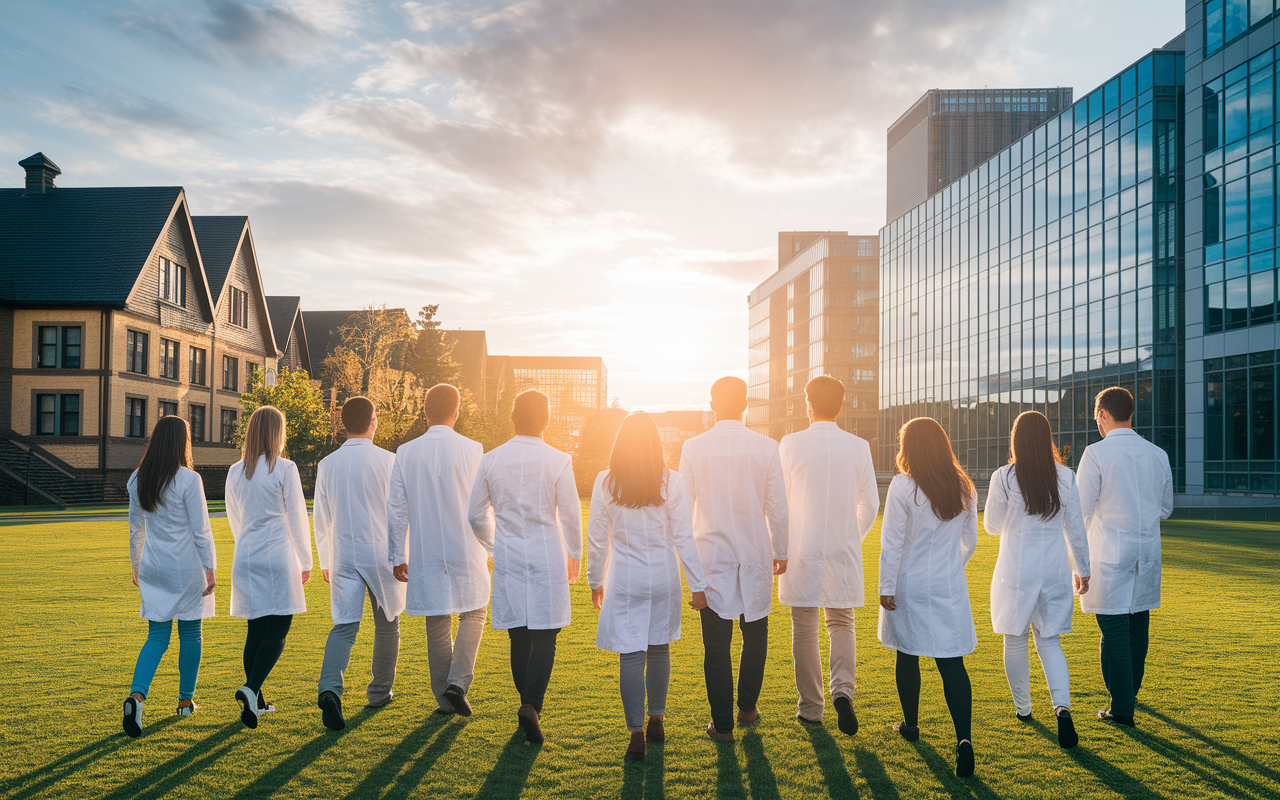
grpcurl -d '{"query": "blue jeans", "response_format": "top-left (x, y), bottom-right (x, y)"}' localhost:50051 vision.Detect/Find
top-left (130, 619), bottom-right (203, 700)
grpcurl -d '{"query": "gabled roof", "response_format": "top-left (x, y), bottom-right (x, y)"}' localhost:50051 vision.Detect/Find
top-left (191, 216), bottom-right (248, 304)
top-left (0, 186), bottom-right (196, 307)
top-left (266, 295), bottom-right (311, 374)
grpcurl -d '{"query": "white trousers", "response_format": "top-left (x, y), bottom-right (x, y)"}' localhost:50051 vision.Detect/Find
top-left (1002, 628), bottom-right (1071, 716)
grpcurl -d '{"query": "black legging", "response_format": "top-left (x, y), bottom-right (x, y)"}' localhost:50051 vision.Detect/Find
top-left (244, 615), bottom-right (293, 696)
top-left (508, 627), bottom-right (560, 713)
top-left (895, 650), bottom-right (972, 741)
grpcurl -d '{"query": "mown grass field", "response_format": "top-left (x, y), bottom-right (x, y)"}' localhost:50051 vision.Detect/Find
top-left (0, 509), bottom-right (1276, 799)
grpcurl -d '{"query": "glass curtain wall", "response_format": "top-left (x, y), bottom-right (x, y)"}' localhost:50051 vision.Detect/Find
top-left (1204, 352), bottom-right (1280, 491)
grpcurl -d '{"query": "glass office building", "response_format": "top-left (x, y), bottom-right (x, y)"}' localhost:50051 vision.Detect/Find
top-left (879, 50), bottom-right (1186, 487)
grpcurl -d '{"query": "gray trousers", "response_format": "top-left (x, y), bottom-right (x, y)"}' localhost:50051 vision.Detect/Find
top-left (620, 644), bottom-right (671, 731)
top-left (792, 606), bottom-right (856, 721)
top-left (318, 587), bottom-right (400, 706)
top-left (424, 607), bottom-right (487, 712)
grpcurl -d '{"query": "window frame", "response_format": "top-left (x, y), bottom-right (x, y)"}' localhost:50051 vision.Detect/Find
top-left (35, 325), bottom-right (82, 369)
top-left (159, 257), bottom-right (187, 307)
top-left (159, 338), bottom-right (180, 381)
top-left (222, 355), bottom-right (239, 392)
top-left (189, 346), bottom-right (207, 385)
top-left (125, 396), bottom-right (147, 438)
top-left (126, 330), bottom-right (149, 375)
top-left (190, 404), bottom-right (206, 443)
top-left (220, 408), bottom-right (238, 442)
top-left (229, 287), bottom-right (250, 328)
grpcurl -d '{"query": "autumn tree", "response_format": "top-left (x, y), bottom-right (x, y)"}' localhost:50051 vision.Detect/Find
top-left (236, 367), bottom-right (335, 491)
top-left (322, 305), bottom-right (422, 450)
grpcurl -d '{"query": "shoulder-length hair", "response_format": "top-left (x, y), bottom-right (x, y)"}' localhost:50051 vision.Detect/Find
top-left (241, 406), bottom-right (286, 480)
top-left (605, 412), bottom-right (666, 508)
top-left (136, 415), bottom-right (193, 512)
top-left (1009, 410), bottom-right (1063, 521)
top-left (895, 417), bottom-right (974, 522)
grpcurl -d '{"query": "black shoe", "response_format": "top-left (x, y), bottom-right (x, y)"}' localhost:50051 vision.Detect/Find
top-left (518, 704), bottom-right (543, 744)
top-left (1057, 708), bottom-right (1078, 748)
top-left (319, 691), bottom-right (345, 731)
top-left (433, 708), bottom-right (456, 716)
top-left (122, 696), bottom-right (143, 738)
top-left (443, 685), bottom-right (472, 717)
top-left (892, 722), bottom-right (919, 742)
top-left (833, 696), bottom-right (858, 736)
top-left (956, 740), bottom-right (974, 778)
top-left (1097, 708), bottom-right (1135, 727)
top-left (1016, 711), bottom-right (1033, 722)
top-left (235, 687), bottom-right (259, 729)
top-left (795, 714), bottom-right (822, 726)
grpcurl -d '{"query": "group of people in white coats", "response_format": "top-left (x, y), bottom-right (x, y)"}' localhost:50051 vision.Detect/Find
top-left (121, 371), bottom-right (1172, 783)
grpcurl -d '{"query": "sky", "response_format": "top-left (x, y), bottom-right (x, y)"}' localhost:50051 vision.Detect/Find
top-left (0, 0), bottom-right (1185, 410)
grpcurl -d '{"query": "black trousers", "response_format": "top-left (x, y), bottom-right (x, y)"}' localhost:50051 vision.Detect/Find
top-left (508, 627), bottom-right (560, 713)
top-left (895, 651), bottom-right (972, 742)
top-left (244, 615), bottom-right (293, 696)
top-left (700, 608), bottom-right (768, 734)
top-left (1097, 610), bottom-right (1150, 717)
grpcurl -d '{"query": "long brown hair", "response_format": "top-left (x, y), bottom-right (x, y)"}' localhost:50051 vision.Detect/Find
top-left (136, 415), bottom-right (193, 512)
top-left (1009, 411), bottom-right (1063, 520)
top-left (605, 412), bottom-right (666, 508)
top-left (241, 406), bottom-right (286, 479)
top-left (895, 417), bottom-right (974, 521)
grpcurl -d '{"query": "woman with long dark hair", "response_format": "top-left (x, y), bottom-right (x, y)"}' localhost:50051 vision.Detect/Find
top-left (878, 417), bottom-right (978, 778)
top-left (984, 410), bottom-right (1091, 748)
top-left (587, 412), bottom-right (708, 761)
top-left (123, 415), bottom-right (217, 737)
top-left (225, 405), bottom-right (312, 729)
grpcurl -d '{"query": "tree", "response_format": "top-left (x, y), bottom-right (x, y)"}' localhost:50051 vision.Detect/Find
top-left (236, 367), bottom-right (336, 491)
top-left (322, 305), bottom-right (422, 450)
top-left (410, 304), bottom-right (460, 389)
top-left (572, 406), bottom-right (629, 496)
top-left (456, 387), bottom-right (514, 452)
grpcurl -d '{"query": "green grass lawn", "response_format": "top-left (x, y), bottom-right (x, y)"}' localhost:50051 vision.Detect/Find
top-left (0, 509), bottom-right (1276, 799)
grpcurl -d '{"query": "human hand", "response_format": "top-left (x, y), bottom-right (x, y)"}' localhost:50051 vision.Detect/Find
top-left (393, 563), bottom-right (408, 583)
top-left (302, 570), bottom-right (312, 585)
top-left (689, 591), bottom-right (707, 610)
top-left (592, 587), bottom-right (604, 610)
top-left (773, 560), bottom-right (787, 575)
top-left (880, 595), bottom-right (897, 611)
top-left (131, 569), bottom-right (139, 587)
top-left (567, 557), bottom-right (580, 584)
top-left (1074, 575), bottom-right (1090, 595)
top-left (202, 567), bottom-right (216, 596)
top-left (322, 569), bottom-right (330, 584)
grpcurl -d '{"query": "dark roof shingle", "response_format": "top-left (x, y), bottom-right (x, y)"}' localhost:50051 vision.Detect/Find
top-left (191, 216), bottom-right (247, 303)
top-left (265, 296), bottom-right (301, 352)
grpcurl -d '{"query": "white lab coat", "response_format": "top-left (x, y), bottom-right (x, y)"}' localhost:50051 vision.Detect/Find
top-left (313, 438), bottom-right (404, 625)
top-left (678, 420), bottom-right (789, 623)
top-left (983, 463), bottom-right (1091, 637)
top-left (468, 436), bottom-right (582, 631)
top-left (226, 455), bottom-right (313, 619)
top-left (127, 467), bottom-right (217, 621)
top-left (777, 422), bottom-right (879, 608)
top-left (1075, 428), bottom-right (1173, 616)
top-left (387, 425), bottom-right (489, 617)
top-left (877, 474), bottom-right (978, 658)
top-left (587, 470), bottom-right (708, 653)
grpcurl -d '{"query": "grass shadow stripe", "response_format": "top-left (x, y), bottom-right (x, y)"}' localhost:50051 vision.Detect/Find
top-left (714, 739), bottom-right (747, 800)
top-left (912, 739), bottom-right (1001, 800)
top-left (741, 730), bottom-right (782, 800)
top-left (1127, 727), bottom-right (1273, 799)
top-left (97, 722), bottom-right (244, 800)
top-left (1, 716), bottom-right (179, 795)
top-left (228, 710), bottom-right (372, 800)
top-left (1026, 718), bottom-right (1161, 799)
top-left (339, 713), bottom-right (456, 800)
top-left (1136, 702), bottom-right (1280, 784)
top-left (471, 730), bottom-right (542, 800)
top-left (853, 745), bottom-right (902, 800)
top-left (804, 725), bottom-right (860, 799)
top-left (367, 717), bottom-right (467, 800)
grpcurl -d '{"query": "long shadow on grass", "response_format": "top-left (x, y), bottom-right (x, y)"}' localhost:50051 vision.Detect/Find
top-left (2, 716), bottom-right (180, 797)
top-left (714, 740), bottom-right (747, 800)
top-left (741, 730), bottom-right (782, 800)
top-left (1026, 718), bottom-right (1159, 799)
top-left (620, 742), bottom-right (665, 800)
top-left (1126, 724), bottom-right (1274, 799)
top-left (472, 731), bottom-right (541, 799)
top-left (1137, 702), bottom-right (1280, 784)
top-left (853, 747), bottom-right (901, 800)
top-left (99, 722), bottom-right (245, 800)
top-left (342, 713), bottom-right (462, 800)
top-left (803, 726), bottom-right (859, 799)
top-left (911, 739), bottom-right (1000, 800)
top-left (227, 709), bottom-right (372, 800)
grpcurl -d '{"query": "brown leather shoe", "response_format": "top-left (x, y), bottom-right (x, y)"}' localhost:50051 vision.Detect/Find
top-left (737, 709), bottom-right (760, 725)
top-left (626, 730), bottom-right (646, 761)
top-left (518, 704), bottom-right (544, 744)
top-left (646, 716), bottom-right (665, 742)
top-left (706, 721), bottom-right (734, 742)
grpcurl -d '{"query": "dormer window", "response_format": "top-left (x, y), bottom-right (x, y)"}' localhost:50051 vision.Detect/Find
top-left (159, 258), bottom-right (186, 307)
top-left (229, 287), bottom-right (249, 327)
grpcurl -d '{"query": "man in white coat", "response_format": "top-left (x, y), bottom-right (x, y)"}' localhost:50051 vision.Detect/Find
top-left (388, 383), bottom-right (488, 717)
top-left (313, 397), bottom-right (405, 731)
top-left (1075, 386), bottom-right (1173, 728)
top-left (679, 376), bottom-right (788, 742)
top-left (778, 376), bottom-right (879, 736)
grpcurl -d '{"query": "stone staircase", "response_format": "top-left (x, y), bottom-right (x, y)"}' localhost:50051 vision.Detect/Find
top-left (0, 431), bottom-right (117, 506)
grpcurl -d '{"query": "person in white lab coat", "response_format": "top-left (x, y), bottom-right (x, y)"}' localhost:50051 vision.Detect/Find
top-left (122, 416), bottom-right (217, 737)
top-left (313, 396), bottom-right (404, 731)
top-left (468, 390), bottom-right (582, 744)
top-left (678, 376), bottom-right (788, 742)
top-left (878, 417), bottom-right (978, 779)
top-left (983, 410), bottom-right (1091, 749)
top-left (225, 405), bottom-right (313, 729)
top-left (1075, 386), bottom-right (1173, 728)
top-left (388, 384), bottom-right (488, 718)
top-left (588, 412), bottom-right (708, 761)
top-left (778, 376), bottom-right (879, 736)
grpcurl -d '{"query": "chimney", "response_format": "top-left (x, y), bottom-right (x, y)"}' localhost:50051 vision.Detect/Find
top-left (19, 152), bottom-right (61, 196)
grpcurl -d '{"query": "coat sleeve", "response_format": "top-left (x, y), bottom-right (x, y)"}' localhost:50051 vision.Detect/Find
top-left (468, 458), bottom-right (495, 556)
top-left (878, 479), bottom-right (909, 596)
top-left (1159, 451), bottom-right (1174, 521)
top-left (586, 474), bottom-right (610, 590)
top-left (678, 449), bottom-right (697, 517)
top-left (982, 467), bottom-right (1011, 536)
top-left (666, 474), bottom-right (707, 592)
top-left (856, 441), bottom-right (880, 542)
top-left (556, 455), bottom-right (583, 560)
top-left (386, 455), bottom-right (410, 565)
top-left (1061, 470), bottom-right (1090, 577)
top-left (960, 492), bottom-right (979, 565)
top-left (764, 445), bottom-right (789, 561)
top-left (185, 472), bottom-right (217, 571)
top-left (1075, 446), bottom-right (1102, 529)
top-left (127, 474), bottom-right (146, 573)
top-left (312, 460), bottom-right (333, 573)
top-left (283, 463), bottom-right (313, 570)
top-left (225, 464), bottom-right (242, 535)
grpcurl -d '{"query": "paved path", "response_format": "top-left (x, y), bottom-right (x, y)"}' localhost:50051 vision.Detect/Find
top-left (0, 511), bottom-right (234, 527)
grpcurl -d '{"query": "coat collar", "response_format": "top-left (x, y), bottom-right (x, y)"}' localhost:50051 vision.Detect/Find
top-left (713, 420), bottom-right (746, 431)
top-left (1105, 427), bottom-right (1139, 438)
top-left (808, 421), bottom-right (839, 430)
top-left (341, 437), bottom-right (372, 447)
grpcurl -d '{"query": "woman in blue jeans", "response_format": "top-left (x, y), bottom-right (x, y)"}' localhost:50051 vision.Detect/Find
top-left (123, 415), bottom-right (217, 737)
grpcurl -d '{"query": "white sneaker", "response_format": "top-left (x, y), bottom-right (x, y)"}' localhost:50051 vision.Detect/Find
top-left (123, 696), bottom-right (143, 737)
top-left (235, 686), bottom-right (260, 729)
top-left (177, 702), bottom-right (199, 718)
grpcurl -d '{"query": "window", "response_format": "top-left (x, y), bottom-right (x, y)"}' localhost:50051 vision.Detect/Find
top-left (35, 394), bottom-right (79, 436)
top-left (190, 404), bottom-right (206, 443)
top-left (126, 331), bottom-right (148, 374)
top-left (229, 287), bottom-right (249, 328)
top-left (220, 408), bottom-right (238, 442)
top-left (248, 362), bottom-right (260, 387)
top-left (126, 398), bottom-right (146, 438)
top-left (36, 326), bottom-right (81, 369)
top-left (222, 355), bottom-right (239, 392)
top-left (159, 400), bottom-right (178, 418)
top-left (159, 258), bottom-right (186, 307)
top-left (189, 347), bottom-right (207, 385)
top-left (159, 339), bottom-right (179, 380)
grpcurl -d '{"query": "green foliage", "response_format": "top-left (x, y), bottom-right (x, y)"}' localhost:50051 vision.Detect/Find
top-left (236, 367), bottom-right (335, 475)
top-left (572, 406), bottom-right (629, 496)
top-left (410, 304), bottom-right (461, 389)
top-left (455, 386), bottom-right (514, 452)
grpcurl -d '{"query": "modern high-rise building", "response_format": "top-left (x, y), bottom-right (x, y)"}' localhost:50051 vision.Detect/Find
top-left (887, 88), bottom-right (1075, 223)
top-left (748, 232), bottom-right (879, 448)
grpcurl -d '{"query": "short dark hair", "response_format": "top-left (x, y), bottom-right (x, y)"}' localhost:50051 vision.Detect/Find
top-left (710, 376), bottom-right (748, 418)
top-left (805, 376), bottom-right (844, 419)
top-left (425, 383), bottom-right (461, 425)
top-left (511, 390), bottom-right (550, 436)
top-left (341, 396), bottom-right (376, 435)
top-left (1094, 386), bottom-right (1134, 423)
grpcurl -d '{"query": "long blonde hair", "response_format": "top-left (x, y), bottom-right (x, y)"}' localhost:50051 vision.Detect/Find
top-left (241, 406), bottom-right (286, 479)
